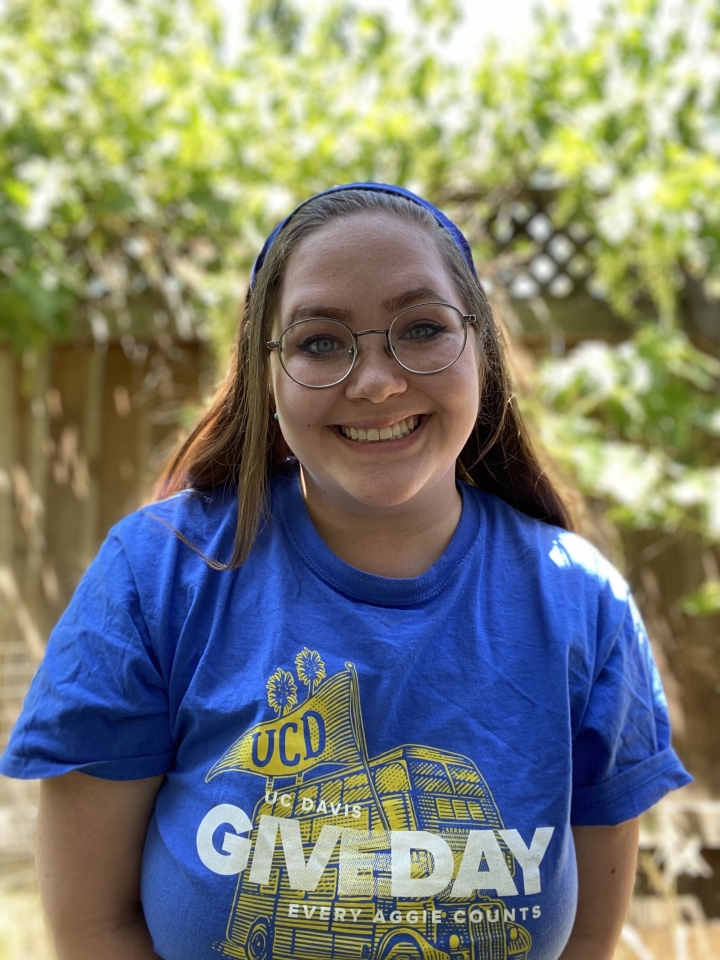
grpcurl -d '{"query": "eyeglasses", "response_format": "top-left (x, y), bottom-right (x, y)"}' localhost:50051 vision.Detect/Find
top-left (267, 302), bottom-right (476, 389)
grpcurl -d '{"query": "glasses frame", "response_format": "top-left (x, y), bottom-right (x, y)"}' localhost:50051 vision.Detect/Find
top-left (267, 302), bottom-right (477, 389)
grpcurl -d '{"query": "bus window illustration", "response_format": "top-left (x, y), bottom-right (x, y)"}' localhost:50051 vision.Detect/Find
top-left (206, 658), bottom-right (533, 960)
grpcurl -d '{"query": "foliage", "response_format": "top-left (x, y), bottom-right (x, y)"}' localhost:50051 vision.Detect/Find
top-left (3, 0), bottom-right (720, 342)
top-left (410, 0), bottom-right (461, 35)
top-left (1, 0), bottom-right (719, 609)
top-left (680, 577), bottom-right (720, 615)
top-left (535, 324), bottom-right (720, 612)
top-left (462, 0), bottom-right (720, 325)
top-left (456, 0), bottom-right (720, 612)
top-left (0, 0), bottom-right (459, 353)
top-left (537, 323), bottom-right (720, 527)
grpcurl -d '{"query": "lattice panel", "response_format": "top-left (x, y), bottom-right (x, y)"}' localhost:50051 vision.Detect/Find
top-left (487, 200), bottom-right (605, 302)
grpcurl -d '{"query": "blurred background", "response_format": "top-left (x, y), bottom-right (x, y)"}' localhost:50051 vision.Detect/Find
top-left (0, 0), bottom-right (719, 956)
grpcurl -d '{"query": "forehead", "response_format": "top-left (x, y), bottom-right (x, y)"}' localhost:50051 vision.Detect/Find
top-left (277, 212), bottom-right (457, 313)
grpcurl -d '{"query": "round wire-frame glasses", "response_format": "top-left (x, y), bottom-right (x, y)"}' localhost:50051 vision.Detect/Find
top-left (267, 301), bottom-right (477, 389)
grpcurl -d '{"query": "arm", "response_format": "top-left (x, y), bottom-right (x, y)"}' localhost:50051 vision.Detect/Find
top-left (559, 818), bottom-right (639, 960)
top-left (37, 770), bottom-right (165, 960)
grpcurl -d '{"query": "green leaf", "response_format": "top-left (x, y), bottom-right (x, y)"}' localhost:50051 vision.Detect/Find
top-left (680, 579), bottom-right (720, 617)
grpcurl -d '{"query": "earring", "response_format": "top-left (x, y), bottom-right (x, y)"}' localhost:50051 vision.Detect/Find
top-left (273, 412), bottom-right (279, 420)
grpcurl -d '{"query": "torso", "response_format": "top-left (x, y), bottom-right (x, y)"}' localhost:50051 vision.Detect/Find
top-left (129, 471), bottom-right (625, 960)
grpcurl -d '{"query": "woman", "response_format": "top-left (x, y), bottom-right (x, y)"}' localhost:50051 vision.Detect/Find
top-left (1, 183), bottom-right (690, 960)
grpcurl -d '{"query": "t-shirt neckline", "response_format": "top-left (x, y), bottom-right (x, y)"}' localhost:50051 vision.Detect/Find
top-left (274, 468), bottom-right (482, 606)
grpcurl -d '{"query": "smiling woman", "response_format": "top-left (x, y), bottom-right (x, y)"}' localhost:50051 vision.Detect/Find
top-left (158, 185), bottom-right (572, 573)
top-left (266, 211), bottom-right (481, 575)
top-left (0, 184), bottom-right (691, 960)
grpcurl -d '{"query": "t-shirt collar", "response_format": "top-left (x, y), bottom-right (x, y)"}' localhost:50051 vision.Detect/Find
top-left (273, 467), bottom-right (482, 606)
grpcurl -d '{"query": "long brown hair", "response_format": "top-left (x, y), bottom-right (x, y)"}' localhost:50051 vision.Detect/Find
top-left (154, 189), bottom-right (573, 567)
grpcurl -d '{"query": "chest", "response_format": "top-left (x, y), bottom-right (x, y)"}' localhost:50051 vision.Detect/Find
top-left (142, 577), bottom-right (581, 960)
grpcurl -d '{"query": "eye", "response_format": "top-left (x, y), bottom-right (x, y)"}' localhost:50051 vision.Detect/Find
top-left (400, 321), bottom-right (445, 342)
top-left (300, 335), bottom-right (344, 356)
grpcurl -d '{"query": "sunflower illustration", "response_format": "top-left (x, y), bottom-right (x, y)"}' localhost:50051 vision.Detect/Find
top-left (295, 648), bottom-right (326, 699)
top-left (266, 668), bottom-right (298, 717)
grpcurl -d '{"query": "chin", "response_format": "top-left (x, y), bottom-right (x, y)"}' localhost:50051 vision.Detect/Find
top-left (334, 475), bottom-right (433, 510)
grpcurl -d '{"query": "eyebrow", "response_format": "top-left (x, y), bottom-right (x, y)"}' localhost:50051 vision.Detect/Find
top-left (383, 287), bottom-right (451, 313)
top-left (286, 287), bottom-right (451, 325)
top-left (288, 304), bottom-right (353, 324)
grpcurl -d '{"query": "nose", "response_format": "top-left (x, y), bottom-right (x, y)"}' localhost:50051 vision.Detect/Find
top-left (343, 331), bottom-right (408, 402)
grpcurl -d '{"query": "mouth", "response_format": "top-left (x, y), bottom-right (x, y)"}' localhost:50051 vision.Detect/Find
top-left (337, 415), bottom-right (423, 443)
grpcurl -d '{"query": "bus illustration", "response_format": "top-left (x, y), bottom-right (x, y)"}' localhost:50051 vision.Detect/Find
top-left (206, 654), bottom-right (533, 960)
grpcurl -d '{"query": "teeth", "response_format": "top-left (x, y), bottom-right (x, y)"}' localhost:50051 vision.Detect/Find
top-left (340, 416), bottom-right (421, 442)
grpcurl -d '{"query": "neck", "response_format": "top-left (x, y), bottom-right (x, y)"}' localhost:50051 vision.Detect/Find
top-left (300, 468), bottom-right (463, 578)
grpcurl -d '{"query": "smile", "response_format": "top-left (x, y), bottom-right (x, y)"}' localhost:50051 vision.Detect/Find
top-left (338, 416), bottom-right (421, 443)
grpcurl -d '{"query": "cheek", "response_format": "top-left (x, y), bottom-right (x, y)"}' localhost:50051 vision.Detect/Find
top-left (454, 355), bottom-right (481, 414)
top-left (275, 385), bottom-right (337, 438)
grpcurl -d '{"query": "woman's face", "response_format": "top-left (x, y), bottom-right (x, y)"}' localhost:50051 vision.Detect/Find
top-left (270, 212), bottom-right (480, 517)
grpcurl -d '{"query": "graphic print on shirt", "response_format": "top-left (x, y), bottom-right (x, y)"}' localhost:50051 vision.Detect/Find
top-left (199, 651), bottom-right (554, 960)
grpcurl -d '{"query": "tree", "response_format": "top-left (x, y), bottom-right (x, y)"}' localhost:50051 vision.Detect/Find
top-left (1, 0), bottom-right (718, 610)
top-left (535, 324), bottom-right (720, 614)
top-left (451, 0), bottom-right (720, 611)
top-left (0, 0), bottom-right (460, 353)
top-left (456, 0), bottom-right (720, 324)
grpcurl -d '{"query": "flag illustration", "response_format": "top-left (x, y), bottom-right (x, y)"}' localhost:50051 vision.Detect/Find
top-left (206, 666), bottom-right (365, 781)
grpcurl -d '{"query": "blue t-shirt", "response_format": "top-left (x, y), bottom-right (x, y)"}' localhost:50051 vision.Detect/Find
top-left (1, 471), bottom-right (690, 960)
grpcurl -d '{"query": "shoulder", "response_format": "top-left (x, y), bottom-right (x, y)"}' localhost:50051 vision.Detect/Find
top-left (109, 486), bottom-right (239, 567)
top-left (465, 484), bottom-right (633, 639)
top-left (65, 488), bottom-right (242, 632)
top-left (469, 484), bottom-right (624, 583)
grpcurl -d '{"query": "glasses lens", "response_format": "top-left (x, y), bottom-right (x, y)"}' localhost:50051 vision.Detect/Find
top-left (390, 304), bottom-right (467, 373)
top-left (279, 319), bottom-right (355, 387)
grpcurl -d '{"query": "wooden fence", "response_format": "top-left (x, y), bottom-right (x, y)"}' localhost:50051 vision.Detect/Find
top-left (0, 336), bottom-right (206, 884)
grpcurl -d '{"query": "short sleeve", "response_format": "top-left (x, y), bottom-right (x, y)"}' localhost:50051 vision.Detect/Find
top-left (570, 593), bottom-right (692, 825)
top-left (0, 532), bottom-right (175, 781)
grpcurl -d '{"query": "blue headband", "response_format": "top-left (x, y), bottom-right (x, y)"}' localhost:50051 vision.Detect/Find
top-left (249, 182), bottom-right (477, 289)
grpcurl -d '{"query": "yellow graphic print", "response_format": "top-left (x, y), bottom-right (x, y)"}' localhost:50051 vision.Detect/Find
top-left (206, 655), bottom-right (536, 960)
top-left (207, 668), bottom-right (364, 780)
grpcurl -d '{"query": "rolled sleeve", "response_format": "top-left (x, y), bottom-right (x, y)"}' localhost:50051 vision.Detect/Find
top-left (0, 533), bottom-right (175, 781)
top-left (571, 595), bottom-right (691, 825)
